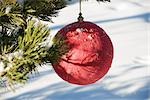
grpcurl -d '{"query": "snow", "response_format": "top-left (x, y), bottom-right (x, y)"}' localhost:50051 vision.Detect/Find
top-left (0, 0), bottom-right (150, 100)
top-left (0, 62), bottom-right (4, 73)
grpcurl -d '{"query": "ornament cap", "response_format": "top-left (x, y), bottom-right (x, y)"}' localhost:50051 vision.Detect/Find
top-left (78, 12), bottom-right (84, 22)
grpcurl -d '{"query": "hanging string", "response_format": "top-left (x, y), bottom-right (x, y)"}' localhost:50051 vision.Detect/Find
top-left (79, 0), bottom-right (82, 14)
top-left (78, 0), bottom-right (84, 22)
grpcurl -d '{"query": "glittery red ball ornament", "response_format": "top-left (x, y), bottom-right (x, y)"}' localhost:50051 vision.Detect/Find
top-left (52, 21), bottom-right (113, 85)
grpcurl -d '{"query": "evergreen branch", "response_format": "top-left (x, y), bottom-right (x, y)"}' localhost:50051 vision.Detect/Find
top-left (0, 20), bottom-right (68, 87)
top-left (0, 21), bottom-right (50, 85)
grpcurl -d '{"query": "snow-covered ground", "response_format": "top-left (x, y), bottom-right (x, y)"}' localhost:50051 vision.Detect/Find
top-left (0, 0), bottom-right (150, 100)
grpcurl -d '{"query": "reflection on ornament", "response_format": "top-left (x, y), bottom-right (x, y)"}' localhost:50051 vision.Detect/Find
top-left (52, 21), bottom-right (113, 85)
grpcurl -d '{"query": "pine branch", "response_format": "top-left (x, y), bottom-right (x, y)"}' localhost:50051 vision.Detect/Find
top-left (23, 0), bottom-right (67, 21)
top-left (0, 0), bottom-right (67, 51)
top-left (0, 20), bottom-right (68, 87)
top-left (0, 21), bottom-right (50, 85)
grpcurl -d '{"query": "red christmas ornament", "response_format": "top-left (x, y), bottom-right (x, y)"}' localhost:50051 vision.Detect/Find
top-left (52, 21), bottom-right (113, 85)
